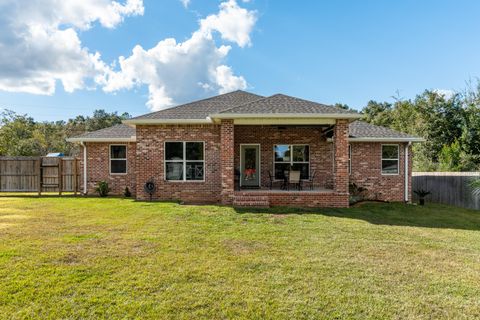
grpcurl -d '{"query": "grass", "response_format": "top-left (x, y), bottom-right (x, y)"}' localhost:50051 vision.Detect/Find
top-left (1, 198), bottom-right (480, 319)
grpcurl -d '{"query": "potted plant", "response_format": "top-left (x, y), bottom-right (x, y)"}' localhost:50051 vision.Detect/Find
top-left (414, 189), bottom-right (430, 205)
top-left (95, 181), bottom-right (110, 197)
top-left (244, 168), bottom-right (256, 180)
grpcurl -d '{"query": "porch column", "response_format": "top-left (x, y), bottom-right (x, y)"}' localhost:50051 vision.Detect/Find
top-left (220, 119), bottom-right (235, 204)
top-left (334, 119), bottom-right (349, 194)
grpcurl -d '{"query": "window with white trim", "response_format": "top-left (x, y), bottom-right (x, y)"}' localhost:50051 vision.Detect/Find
top-left (381, 144), bottom-right (399, 174)
top-left (274, 145), bottom-right (309, 180)
top-left (348, 144), bottom-right (352, 174)
top-left (165, 142), bottom-right (204, 181)
top-left (110, 145), bottom-right (127, 174)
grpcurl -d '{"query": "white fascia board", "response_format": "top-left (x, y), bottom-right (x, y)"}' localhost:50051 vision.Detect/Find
top-left (326, 137), bottom-right (425, 142)
top-left (66, 137), bottom-right (137, 143)
top-left (123, 118), bottom-right (213, 125)
top-left (209, 113), bottom-right (362, 119)
top-left (233, 118), bottom-right (336, 125)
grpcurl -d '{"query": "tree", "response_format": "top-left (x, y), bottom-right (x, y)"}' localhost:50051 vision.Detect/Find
top-left (361, 84), bottom-right (480, 171)
top-left (0, 109), bottom-right (131, 156)
top-left (361, 101), bottom-right (393, 127)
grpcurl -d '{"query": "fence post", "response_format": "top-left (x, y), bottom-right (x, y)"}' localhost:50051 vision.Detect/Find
top-left (37, 157), bottom-right (42, 196)
top-left (73, 158), bottom-right (78, 196)
top-left (58, 158), bottom-right (63, 196)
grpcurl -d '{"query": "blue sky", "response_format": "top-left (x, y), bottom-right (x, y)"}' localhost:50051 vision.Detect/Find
top-left (1, 0), bottom-right (479, 121)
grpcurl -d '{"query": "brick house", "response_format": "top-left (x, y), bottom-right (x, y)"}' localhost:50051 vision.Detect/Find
top-left (67, 91), bottom-right (423, 208)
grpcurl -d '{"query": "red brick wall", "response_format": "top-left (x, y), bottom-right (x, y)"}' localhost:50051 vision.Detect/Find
top-left (349, 142), bottom-right (412, 202)
top-left (334, 119), bottom-right (349, 194)
top-left (234, 126), bottom-right (334, 189)
top-left (234, 190), bottom-right (349, 208)
top-left (80, 142), bottom-right (136, 196)
top-left (78, 126), bottom-right (413, 205)
top-left (135, 124), bottom-right (222, 203)
top-left (220, 120), bottom-right (235, 204)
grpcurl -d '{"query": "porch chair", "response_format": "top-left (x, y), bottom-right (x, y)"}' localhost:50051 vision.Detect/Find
top-left (305, 170), bottom-right (316, 190)
top-left (287, 170), bottom-right (302, 191)
top-left (267, 171), bottom-right (275, 190)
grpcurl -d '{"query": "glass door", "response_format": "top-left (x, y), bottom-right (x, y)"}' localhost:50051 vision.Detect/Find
top-left (240, 144), bottom-right (260, 188)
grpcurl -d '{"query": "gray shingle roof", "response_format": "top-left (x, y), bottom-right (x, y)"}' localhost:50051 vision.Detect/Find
top-left (67, 92), bottom-right (422, 142)
top-left (217, 94), bottom-right (358, 115)
top-left (349, 121), bottom-right (420, 139)
top-left (130, 90), bottom-right (264, 120)
top-left (68, 124), bottom-right (135, 140)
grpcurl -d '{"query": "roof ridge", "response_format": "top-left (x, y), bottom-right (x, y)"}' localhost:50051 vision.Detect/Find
top-left (131, 90), bottom-right (259, 120)
top-left (216, 94), bottom-right (274, 114)
top-left (274, 93), bottom-right (353, 113)
top-left (217, 92), bottom-right (357, 114)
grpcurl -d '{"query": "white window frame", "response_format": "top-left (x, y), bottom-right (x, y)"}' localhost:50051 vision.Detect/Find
top-left (348, 144), bottom-right (352, 174)
top-left (109, 144), bottom-right (128, 175)
top-left (381, 144), bottom-right (400, 175)
top-left (164, 141), bottom-right (205, 182)
top-left (273, 144), bottom-right (310, 181)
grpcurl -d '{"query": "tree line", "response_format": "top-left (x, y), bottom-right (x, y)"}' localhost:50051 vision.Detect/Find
top-left (0, 109), bottom-right (131, 157)
top-left (1, 82), bottom-right (480, 171)
top-left (361, 82), bottom-right (480, 171)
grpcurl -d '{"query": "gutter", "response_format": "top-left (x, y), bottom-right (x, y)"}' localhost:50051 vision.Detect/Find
top-left (80, 142), bottom-right (87, 195)
top-left (123, 119), bottom-right (213, 125)
top-left (405, 142), bottom-right (411, 202)
top-left (327, 137), bottom-right (425, 143)
top-left (209, 113), bottom-right (362, 120)
top-left (66, 137), bottom-right (136, 143)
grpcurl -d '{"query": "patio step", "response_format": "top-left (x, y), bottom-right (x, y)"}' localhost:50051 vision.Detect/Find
top-left (233, 195), bottom-right (270, 208)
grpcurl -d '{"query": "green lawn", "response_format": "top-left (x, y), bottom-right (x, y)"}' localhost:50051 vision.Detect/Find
top-left (1, 197), bottom-right (480, 319)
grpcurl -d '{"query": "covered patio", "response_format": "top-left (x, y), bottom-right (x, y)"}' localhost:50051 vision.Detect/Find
top-left (217, 118), bottom-right (352, 207)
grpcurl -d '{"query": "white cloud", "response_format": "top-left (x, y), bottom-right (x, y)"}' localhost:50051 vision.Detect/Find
top-left (0, 0), bottom-right (143, 95)
top-left (103, 0), bottom-right (256, 111)
top-left (0, 0), bottom-right (256, 112)
top-left (199, 0), bottom-right (256, 48)
top-left (215, 65), bottom-right (247, 94)
top-left (433, 89), bottom-right (455, 100)
top-left (180, 0), bottom-right (191, 9)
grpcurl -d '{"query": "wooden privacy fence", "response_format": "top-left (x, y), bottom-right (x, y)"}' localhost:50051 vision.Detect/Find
top-left (412, 172), bottom-right (480, 210)
top-left (0, 157), bottom-right (80, 195)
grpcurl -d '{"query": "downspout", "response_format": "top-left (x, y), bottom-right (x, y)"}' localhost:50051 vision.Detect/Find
top-left (81, 142), bottom-right (87, 195)
top-left (404, 142), bottom-right (411, 202)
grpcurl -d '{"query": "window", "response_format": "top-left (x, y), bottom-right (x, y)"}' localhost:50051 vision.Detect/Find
top-left (165, 142), bottom-right (204, 181)
top-left (348, 144), bottom-right (352, 174)
top-left (110, 145), bottom-right (127, 174)
top-left (274, 145), bottom-right (309, 180)
top-left (381, 144), bottom-right (399, 174)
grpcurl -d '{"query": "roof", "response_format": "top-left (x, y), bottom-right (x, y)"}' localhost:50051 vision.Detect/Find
top-left (66, 124), bottom-right (136, 142)
top-left (67, 121), bottom-right (423, 143)
top-left (124, 90), bottom-right (361, 124)
top-left (128, 90), bottom-right (264, 121)
top-left (67, 91), bottom-right (423, 142)
top-left (214, 94), bottom-right (357, 117)
top-left (348, 121), bottom-right (424, 142)
top-left (45, 152), bottom-right (64, 157)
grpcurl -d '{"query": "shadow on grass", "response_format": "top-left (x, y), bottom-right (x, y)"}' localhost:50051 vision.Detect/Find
top-left (234, 202), bottom-right (480, 231)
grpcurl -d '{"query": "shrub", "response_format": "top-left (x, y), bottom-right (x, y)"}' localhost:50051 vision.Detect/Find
top-left (414, 189), bottom-right (430, 205)
top-left (349, 183), bottom-right (368, 204)
top-left (95, 181), bottom-right (110, 197)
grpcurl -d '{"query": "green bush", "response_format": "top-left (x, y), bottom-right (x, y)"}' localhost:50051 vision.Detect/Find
top-left (95, 181), bottom-right (110, 197)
